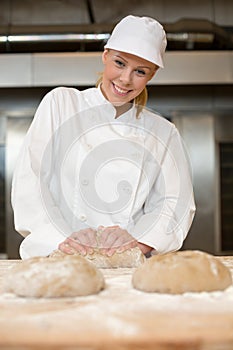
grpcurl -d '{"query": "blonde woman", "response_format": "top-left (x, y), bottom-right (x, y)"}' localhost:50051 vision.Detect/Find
top-left (12, 15), bottom-right (195, 259)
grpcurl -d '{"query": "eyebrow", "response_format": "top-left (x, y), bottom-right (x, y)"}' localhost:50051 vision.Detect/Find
top-left (114, 54), bottom-right (152, 70)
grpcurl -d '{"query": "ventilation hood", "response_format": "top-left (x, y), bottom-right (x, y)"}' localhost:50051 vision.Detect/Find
top-left (0, 18), bottom-right (232, 53)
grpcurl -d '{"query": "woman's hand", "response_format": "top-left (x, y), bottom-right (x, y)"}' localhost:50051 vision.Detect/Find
top-left (58, 228), bottom-right (97, 256)
top-left (97, 225), bottom-right (137, 256)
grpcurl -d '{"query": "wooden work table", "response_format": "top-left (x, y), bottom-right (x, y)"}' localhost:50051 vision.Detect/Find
top-left (0, 256), bottom-right (233, 350)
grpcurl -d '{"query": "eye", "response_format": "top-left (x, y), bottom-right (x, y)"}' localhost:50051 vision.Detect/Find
top-left (135, 69), bottom-right (146, 76)
top-left (114, 59), bottom-right (125, 67)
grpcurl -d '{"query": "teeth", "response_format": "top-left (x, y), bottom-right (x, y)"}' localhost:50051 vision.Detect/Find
top-left (114, 85), bottom-right (128, 94)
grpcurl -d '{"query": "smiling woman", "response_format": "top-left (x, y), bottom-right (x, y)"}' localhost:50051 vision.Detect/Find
top-left (98, 15), bottom-right (165, 116)
top-left (100, 50), bottom-right (157, 110)
top-left (11, 15), bottom-right (195, 261)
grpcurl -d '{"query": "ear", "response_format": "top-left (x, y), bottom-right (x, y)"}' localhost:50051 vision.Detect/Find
top-left (102, 49), bottom-right (109, 64)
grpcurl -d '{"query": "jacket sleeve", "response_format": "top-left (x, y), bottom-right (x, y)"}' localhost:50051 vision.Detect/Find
top-left (131, 126), bottom-right (196, 254)
top-left (11, 89), bottom-right (73, 259)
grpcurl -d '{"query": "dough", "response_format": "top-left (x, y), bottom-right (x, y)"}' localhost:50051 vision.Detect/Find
top-left (132, 250), bottom-right (232, 294)
top-left (3, 255), bottom-right (105, 298)
top-left (50, 246), bottom-right (146, 268)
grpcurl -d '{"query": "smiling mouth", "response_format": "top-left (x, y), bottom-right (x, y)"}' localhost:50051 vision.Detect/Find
top-left (112, 83), bottom-right (132, 96)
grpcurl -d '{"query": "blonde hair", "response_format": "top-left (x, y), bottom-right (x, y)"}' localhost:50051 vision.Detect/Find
top-left (96, 73), bottom-right (148, 118)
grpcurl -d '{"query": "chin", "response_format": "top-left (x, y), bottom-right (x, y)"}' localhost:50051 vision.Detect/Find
top-left (111, 100), bottom-right (129, 107)
top-left (109, 93), bottom-right (133, 107)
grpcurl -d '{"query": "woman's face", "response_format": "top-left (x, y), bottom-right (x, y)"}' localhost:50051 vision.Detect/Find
top-left (101, 49), bottom-right (157, 105)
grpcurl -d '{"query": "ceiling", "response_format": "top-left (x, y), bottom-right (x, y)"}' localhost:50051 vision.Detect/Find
top-left (0, 0), bottom-right (232, 52)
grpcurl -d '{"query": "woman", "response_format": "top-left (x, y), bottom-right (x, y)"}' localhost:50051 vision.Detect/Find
top-left (12, 15), bottom-right (195, 259)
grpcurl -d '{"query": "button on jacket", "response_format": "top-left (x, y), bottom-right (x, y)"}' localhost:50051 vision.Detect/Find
top-left (12, 86), bottom-right (196, 259)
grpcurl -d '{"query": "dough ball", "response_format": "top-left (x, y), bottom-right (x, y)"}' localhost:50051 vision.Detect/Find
top-left (3, 255), bottom-right (105, 298)
top-left (50, 246), bottom-right (145, 268)
top-left (132, 250), bottom-right (232, 294)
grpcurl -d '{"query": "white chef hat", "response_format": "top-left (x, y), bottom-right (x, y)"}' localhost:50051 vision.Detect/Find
top-left (104, 15), bottom-right (167, 68)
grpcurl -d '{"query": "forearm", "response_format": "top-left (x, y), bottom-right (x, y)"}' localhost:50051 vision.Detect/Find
top-left (137, 242), bottom-right (153, 255)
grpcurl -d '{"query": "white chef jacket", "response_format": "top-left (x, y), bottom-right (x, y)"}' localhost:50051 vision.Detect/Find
top-left (11, 86), bottom-right (196, 259)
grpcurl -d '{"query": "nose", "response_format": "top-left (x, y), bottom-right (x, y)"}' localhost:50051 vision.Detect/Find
top-left (119, 68), bottom-right (132, 85)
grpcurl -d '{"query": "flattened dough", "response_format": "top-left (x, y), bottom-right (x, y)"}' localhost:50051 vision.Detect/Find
top-left (132, 250), bottom-right (232, 294)
top-left (50, 247), bottom-right (146, 268)
top-left (4, 255), bottom-right (105, 298)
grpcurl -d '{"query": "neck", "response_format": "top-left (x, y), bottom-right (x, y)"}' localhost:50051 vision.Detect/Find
top-left (114, 102), bottom-right (133, 118)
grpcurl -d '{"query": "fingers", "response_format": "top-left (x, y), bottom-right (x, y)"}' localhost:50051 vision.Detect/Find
top-left (106, 235), bottom-right (137, 256)
top-left (98, 226), bottom-right (137, 256)
top-left (98, 227), bottom-right (119, 256)
top-left (58, 240), bottom-right (76, 255)
top-left (66, 237), bottom-right (91, 255)
top-left (58, 226), bottom-right (137, 257)
top-left (58, 238), bottom-right (88, 255)
top-left (70, 228), bottom-right (97, 248)
top-left (99, 228), bottom-right (119, 248)
top-left (100, 226), bottom-right (135, 248)
top-left (115, 239), bottom-right (138, 253)
top-left (58, 228), bottom-right (97, 255)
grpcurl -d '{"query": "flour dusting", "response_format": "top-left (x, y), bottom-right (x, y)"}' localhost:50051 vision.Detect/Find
top-left (0, 260), bottom-right (232, 339)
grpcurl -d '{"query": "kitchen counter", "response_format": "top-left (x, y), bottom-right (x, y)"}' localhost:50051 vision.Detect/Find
top-left (0, 256), bottom-right (233, 350)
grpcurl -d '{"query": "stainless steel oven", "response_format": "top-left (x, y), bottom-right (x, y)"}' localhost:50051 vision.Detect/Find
top-left (173, 112), bottom-right (233, 255)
